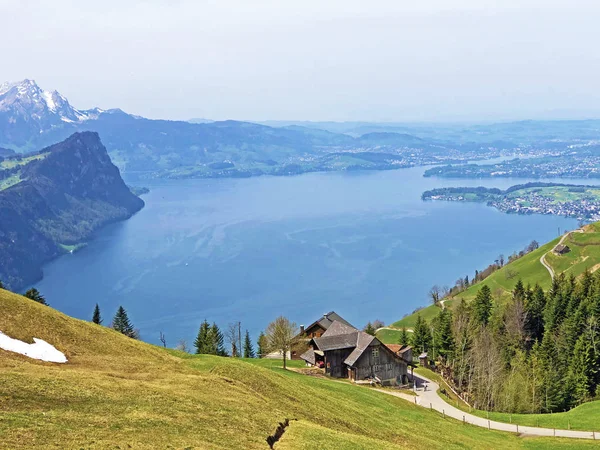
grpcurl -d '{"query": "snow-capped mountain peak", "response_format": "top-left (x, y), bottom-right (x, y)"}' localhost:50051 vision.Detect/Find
top-left (0, 79), bottom-right (99, 126)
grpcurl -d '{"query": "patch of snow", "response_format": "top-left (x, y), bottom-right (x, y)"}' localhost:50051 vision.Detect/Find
top-left (42, 90), bottom-right (56, 111)
top-left (0, 330), bottom-right (67, 363)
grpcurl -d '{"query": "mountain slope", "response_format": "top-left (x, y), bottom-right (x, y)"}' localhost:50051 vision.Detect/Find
top-left (392, 222), bottom-right (600, 330)
top-left (0, 132), bottom-right (144, 290)
top-left (0, 288), bottom-right (590, 449)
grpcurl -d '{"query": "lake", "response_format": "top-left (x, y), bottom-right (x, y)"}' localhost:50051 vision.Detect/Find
top-left (35, 166), bottom-right (586, 347)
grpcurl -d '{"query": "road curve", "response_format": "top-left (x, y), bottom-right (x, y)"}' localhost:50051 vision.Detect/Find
top-left (375, 374), bottom-right (599, 440)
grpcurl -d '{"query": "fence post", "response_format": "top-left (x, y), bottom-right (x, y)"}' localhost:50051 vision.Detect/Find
top-left (516, 424), bottom-right (519, 433)
top-left (430, 402), bottom-right (432, 410)
top-left (553, 428), bottom-right (556, 437)
top-left (463, 415), bottom-right (465, 425)
top-left (488, 420), bottom-right (490, 430)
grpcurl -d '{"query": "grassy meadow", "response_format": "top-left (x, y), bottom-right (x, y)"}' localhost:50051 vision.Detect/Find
top-left (2, 288), bottom-right (598, 448)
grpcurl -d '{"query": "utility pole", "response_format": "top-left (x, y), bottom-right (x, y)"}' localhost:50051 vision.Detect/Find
top-left (238, 321), bottom-right (242, 358)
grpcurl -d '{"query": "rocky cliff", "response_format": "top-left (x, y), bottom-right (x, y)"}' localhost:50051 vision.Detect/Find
top-left (0, 132), bottom-right (144, 290)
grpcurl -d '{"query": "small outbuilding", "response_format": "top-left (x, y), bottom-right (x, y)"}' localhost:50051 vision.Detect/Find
top-left (418, 352), bottom-right (428, 367)
top-left (553, 244), bottom-right (571, 255)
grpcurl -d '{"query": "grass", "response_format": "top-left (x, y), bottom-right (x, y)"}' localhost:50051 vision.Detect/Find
top-left (0, 174), bottom-right (22, 191)
top-left (0, 152), bottom-right (47, 170)
top-left (2, 289), bottom-right (598, 448)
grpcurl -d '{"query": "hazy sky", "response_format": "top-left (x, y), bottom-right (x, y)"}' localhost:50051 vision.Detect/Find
top-left (2, 0), bottom-right (600, 122)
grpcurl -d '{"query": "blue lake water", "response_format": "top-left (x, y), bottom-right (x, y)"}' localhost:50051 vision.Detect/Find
top-left (35, 166), bottom-right (587, 346)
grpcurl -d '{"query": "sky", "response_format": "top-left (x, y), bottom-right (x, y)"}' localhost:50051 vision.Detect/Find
top-left (1, 0), bottom-right (600, 122)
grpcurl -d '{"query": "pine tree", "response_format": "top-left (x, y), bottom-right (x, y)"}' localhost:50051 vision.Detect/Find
top-left (433, 308), bottom-right (454, 359)
top-left (525, 284), bottom-right (546, 343)
top-left (411, 314), bottom-right (432, 353)
top-left (257, 331), bottom-right (267, 358)
top-left (194, 320), bottom-right (211, 354)
top-left (364, 322), bottom-right (376, 336)
top-left (513, 279), bottom-right (526, 301)
top-left (112, 306), bottom-right (138, 339)
top-left (211, 323), bottom-right (227, 356)
top-left (398, 327), bottom-right (409, 346)
top-left (92, 303), bottom-right (102, 324)
top-left (570, 334), bottom-right (595, 404)
top-left (24, 288), bottom-right (48, 305)
top-left (0, 280), bottom-right (4, 289)
top-left (472, 285), bottom-right (493, 326)
top-left (243, 330), bottom-right (255, 358)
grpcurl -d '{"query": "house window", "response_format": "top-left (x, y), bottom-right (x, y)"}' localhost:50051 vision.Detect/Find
top-left (372, 347), bottom-right (379, 359)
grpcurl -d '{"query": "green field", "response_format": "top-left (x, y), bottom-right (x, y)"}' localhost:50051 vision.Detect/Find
top-left (0, 174), bottom-right (22, 191)
top-left (0, 153), bottom-right (47, 170)
top-left (2, 288), bottom-right (597, 448)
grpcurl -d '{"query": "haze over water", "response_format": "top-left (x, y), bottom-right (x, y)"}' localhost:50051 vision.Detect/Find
top-left (35, 165), bottom-right (583, 345)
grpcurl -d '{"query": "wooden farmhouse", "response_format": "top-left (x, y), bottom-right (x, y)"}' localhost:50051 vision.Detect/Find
top-left (300, 318), bottom-right (413, 385)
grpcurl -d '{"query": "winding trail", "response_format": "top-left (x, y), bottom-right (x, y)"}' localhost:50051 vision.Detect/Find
top-left (539, 229), bottom-right (583, 280)
top-left (375, 373), bottom-right (599, 440)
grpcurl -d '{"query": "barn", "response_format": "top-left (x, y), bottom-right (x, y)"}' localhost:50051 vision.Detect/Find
top-left (300, 320), bottom-right (411, 385)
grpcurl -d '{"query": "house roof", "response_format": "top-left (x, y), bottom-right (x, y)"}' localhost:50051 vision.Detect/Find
top-left (384, 344), bottom-right (413, 355)
top-left (303, 311), bottom-right (354, 333)
top-left (313, 331), bottom-right (361, 351)
top-left (321, 320), bottom-right (358, 337)
top-left (300, 348), bottom-right (316, 365)
top-left (344, 332), bottom-right (376, 367)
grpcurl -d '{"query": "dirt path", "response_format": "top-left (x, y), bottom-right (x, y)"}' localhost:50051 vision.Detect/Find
top-left (539, 229), bottom-right (583, 280)
top-left (375, 373), bottom-right (599, 440)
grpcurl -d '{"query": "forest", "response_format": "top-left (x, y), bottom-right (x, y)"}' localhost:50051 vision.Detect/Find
top-left (409, 271), bottom-right (600, 413)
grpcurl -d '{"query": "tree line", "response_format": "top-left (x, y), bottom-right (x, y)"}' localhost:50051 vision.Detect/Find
top-left (412, 272), bottom-right (600, 413)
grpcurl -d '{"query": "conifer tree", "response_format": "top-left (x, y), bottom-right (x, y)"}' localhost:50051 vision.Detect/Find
top-left (194, 320), bottom-right (211, 354)
top-left (211, 323), bottom-right (227, 356)
top-left (411, 314), bottom-right (432, 353)
top-left (433, 308), bottom-right (454, 359)
top-left (472, 285), bottom-right (493, 326)
top-left (0, 280), bottom-right (4, 289)
top-left (525, 284), bottom-right (546, 343)
top-left (92, 303), bottom-right (102, 324)
top-left (398, 327), bottom-right (409, 346)
top-left (24, 288), bottom-right (48, 305)
top-left (257, 331), bottom-right (267, 358)
top-left (363, 322), bottom-right (376, 336)
top-left (243, 330), bottom-right (255, 358)
top-left (112, 306), bottom-right (138, 339)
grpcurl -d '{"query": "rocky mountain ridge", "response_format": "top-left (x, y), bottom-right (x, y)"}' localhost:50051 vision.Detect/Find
top-left (0, 132), bottom-right (144, 290)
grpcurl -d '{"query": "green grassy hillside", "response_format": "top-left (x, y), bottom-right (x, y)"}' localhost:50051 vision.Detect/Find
top-left (1, 288), bottom-right (597, 449)
top-left (395, 222), bottom-right (600, 330)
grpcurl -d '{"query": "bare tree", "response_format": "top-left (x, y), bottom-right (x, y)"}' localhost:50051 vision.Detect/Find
top-left (372, 319), bottom-right (385, 329)
top-left (499, 254), bottom-right (505, 267)
top-left (176, 339), bottom-right (190, 353)
top-left (265, 316), bottom-right (298, 369)
top-left (226, 323), bottom-right (240, 357)
top-left (429, 285), bottom-right (441, 306)
top-left (159, 331), bottom-right (167, 348)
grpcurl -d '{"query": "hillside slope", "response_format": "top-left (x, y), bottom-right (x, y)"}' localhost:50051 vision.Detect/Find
top-left (0, 132), bottom-right (144, 290)
top-left (0, 289), bottom-right (591, 449)
top-left (391, 222), bottom-right (600, 332)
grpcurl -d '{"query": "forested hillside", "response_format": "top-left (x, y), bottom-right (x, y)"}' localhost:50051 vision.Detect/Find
top-left (0, 132), bottom-right (144, 290)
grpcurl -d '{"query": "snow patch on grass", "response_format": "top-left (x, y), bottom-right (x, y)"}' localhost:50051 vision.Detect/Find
top-left (0, 330), bottom-right (67, 363)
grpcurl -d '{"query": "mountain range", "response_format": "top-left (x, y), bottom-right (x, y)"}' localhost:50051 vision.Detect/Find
top-left (0, 80), bottom-right (485, 179)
